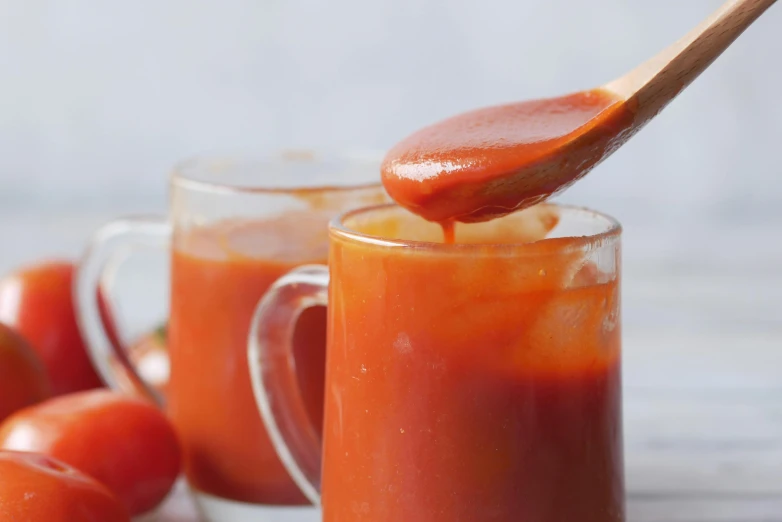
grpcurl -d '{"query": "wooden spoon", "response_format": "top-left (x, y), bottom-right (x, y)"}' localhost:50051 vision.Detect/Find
top-left (381, 0), bottom-right (777, 224)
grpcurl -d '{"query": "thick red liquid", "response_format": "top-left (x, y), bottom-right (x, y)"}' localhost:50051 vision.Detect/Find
top-left (168, 218), bottom-right (327, 504)
top-left (322, 209), bottom-right (624, 521)
top-left (382, 89), bottom-right (634, 223)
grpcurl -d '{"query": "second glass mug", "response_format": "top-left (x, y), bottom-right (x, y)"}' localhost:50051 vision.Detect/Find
top-left (74, 153), bottom-right (387, 521)
top-left (249, 203), bottom-right (625, 522)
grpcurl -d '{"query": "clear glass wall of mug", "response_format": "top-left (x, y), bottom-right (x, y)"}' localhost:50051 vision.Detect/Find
top-left (249, 203), bottom-right (624, 522)
top-left (75, 153), bottom-right (387, 521)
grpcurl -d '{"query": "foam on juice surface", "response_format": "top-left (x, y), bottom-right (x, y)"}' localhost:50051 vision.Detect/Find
top-left (174, 211), bottom-right (333, 263)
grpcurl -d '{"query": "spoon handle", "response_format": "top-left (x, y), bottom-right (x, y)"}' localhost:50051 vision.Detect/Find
top-left (607, 0), bottom-right (776, 124)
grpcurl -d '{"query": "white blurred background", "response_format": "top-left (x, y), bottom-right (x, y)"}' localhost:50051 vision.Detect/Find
top-left (0, 0), bottom-right (780, 336)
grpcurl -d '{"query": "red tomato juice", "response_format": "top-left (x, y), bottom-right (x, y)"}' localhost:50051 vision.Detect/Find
top-left (321, 208), bottom-right (624, 521)
top-left (168, 217), bottom-right (327, 504)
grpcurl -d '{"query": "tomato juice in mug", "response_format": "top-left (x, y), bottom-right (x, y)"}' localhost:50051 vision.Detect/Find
top-left (76, 153), bottom-right (387, 521)
top-left (250, 202), bottom-right (624, 522)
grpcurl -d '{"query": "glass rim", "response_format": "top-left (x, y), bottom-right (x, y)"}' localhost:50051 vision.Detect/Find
top-left (330, 202), bottom-right (622, 254)
top-left (170, 149), bottom-right (384, 195)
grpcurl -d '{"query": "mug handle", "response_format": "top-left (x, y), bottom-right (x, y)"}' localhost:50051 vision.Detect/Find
top-left (247, 264), bottom-right (328, 505)
top-left (74, 216), bottom-right (170, 406)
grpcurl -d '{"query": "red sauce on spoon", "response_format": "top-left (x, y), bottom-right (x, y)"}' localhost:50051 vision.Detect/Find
top-left (381, 89), bottom-right (635, 226)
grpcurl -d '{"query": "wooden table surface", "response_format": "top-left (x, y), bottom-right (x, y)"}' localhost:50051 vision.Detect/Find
top-left (3, 213), bottom-right (781, 522)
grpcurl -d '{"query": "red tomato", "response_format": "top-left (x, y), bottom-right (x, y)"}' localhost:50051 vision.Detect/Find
top-left (0, 322), bottom-right (51, 422)
top-left (0, 450), bottom-right (129, 522)
top-left (0, 260), bottom-right (103, 395)
top-left (0, 390), bottom-right (181, 516)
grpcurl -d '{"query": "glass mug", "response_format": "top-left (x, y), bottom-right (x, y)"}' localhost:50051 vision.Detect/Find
top-left (249, 203), bottom-right (624, 522)
top-left (74, 153), bottom-right (387, 521)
